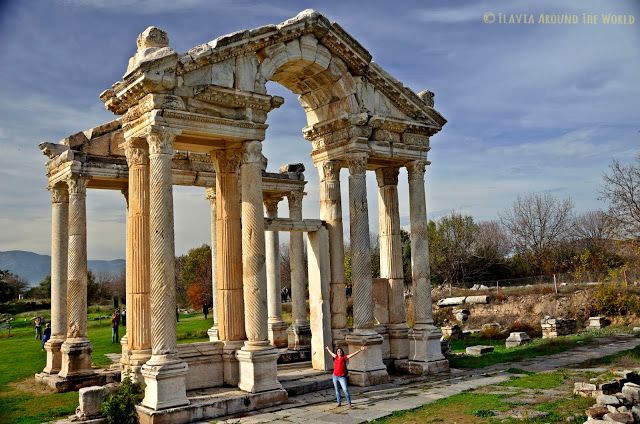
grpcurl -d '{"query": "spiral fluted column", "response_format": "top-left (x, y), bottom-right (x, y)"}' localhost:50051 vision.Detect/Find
top-left (140, 128), bottom-right (188, 410)
top-left (237, 140), bottom-right (282, 394)
top-left (343, 153), bottom-right (388, 386)
top-left (406, 159), bottom-right (448, 374)
top-left (59, 176), bottom-right (93, 378)
top-left (42, 185), bottom-right (69, 375)
top-left (317, 160), bottom-right (348, 342)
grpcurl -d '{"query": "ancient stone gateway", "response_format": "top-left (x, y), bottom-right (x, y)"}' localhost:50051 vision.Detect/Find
top-left (37, 9), bottom-right (448, 423)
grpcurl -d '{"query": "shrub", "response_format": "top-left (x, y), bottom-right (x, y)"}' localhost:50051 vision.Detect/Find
top-left (593, 283), bottom-right (640, 316)
top-left (101, 372), bottom-right (143, 424)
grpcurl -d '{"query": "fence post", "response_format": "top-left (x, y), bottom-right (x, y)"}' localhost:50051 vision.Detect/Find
top-left (553, 274), bottom-right (558, 295)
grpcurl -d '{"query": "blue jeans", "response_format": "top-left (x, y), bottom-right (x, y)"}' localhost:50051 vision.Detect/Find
top-left (332, 375), bottom-right (351, 405)
top-left (111, 326), bottom-right (119, 343)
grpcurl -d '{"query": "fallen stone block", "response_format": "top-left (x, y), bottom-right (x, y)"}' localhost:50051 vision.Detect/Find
top-left (505, 332), bottom-right (531, 348)
top-left (465, 345), bottom-right (495, 356)
top-left (622, 382), bottom-right (640, 403)
top-left (588, 316), bottom-right (610, 329)
top-left (541, 316), bottom-right (577, 338)
top-left (575, 381), bottom-right (599, 397)
top-left (602, 411), bottom-right (633, 423)
top-left (452, 308), bottom-right (470, 323)
top-left (586, 405), bottom-right (609, 419)
top-left (597, 394), bottom-right (621, 406)
top-left (599, 381), bottom-right (621, 395)
top-left (441, 324), bottom-right (462, 340)
top-left (77, 386), bottom-right (107, 419)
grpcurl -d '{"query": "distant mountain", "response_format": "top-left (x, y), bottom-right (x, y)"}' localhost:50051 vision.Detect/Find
top-left (0, 250), bottom-right (125, 286)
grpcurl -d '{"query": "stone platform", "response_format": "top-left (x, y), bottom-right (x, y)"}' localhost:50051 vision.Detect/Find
top-left (35, 368), bottom-right (120, 392)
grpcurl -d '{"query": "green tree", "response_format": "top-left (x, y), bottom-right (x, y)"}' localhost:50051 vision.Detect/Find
top-left (0, 269), bottom-right (27, 302)
top-left (26, 275), bottom-right (51, 299)
top-left (180, 244), bottom-right (212, 310)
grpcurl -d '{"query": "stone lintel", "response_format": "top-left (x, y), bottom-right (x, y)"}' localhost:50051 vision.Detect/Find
top-left (264, 218), bottom-right (323, 232)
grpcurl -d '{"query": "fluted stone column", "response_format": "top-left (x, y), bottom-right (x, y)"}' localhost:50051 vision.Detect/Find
top-left (206, 187), bottom-right (219, 341)
top-left (406, 160), bottom-right (448, 374)
top-left (43, 185), bottom-right (69, 375)
top-left (122, 141), bottom-right (152, 383)
top-left (264, 195), bottom-right (287, 348)
top-left (212, 148), bottom-right (245, 385)
top-left (344, 153), bottom-right (388, 386)
top-left (376, 167), bottom-right (409, 364)
top-left (237, 140), bottom-right (282, 393)
top-left (286, 190), bottom-right (311, 350)
top-left (317, 161), bottom-right (348, 344)
top-left (59, 176), bottom-right (93, 379)
top-left (140, 128), bottom-right (189, 410)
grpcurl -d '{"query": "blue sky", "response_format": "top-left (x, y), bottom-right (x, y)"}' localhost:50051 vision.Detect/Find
top-left (0, 0), bottom-right (638, 259)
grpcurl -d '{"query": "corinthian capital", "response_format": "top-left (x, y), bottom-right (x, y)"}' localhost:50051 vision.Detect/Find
top-left (346, 153), bottom-right (368, 176)
top-left (242, 140), bottom-right (262, 164)
top-left (49, 185), bottom-right (69, 204)
top-left (146, 127), bottom-right (176, 155)
top-left (287, 190), bottom-right (304, 212)
top-left (66, 176), bottom-right (88, 197)
top-left (375, 167), bottom-right (399, 187)
top-left (320, 160), bottom-right (341, 182)
top-left (205, 187), bottom-right (216, 203)
top-left (213, 148), bottom-right (242, 174)
top-left (124, 138), bottom-right (149, 166)
top-left (263, 195), bottom-right (282, 217)
top-left (407, 160), bottom-right (429, 182)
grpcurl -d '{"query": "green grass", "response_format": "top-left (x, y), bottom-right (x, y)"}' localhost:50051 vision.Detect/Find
top-left (448, 333), bottom-right (595, 369)
top-left (580, 345), bottom-right (640, 368)
top-left (499, 370), bottom-right (568, 389)
top-left (0, 311), bottom-right (213, 423)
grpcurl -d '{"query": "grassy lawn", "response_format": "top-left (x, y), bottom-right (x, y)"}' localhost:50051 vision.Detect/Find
top-left (448, 332), bottom-right (604, 369)
top-left (0, 307), bottom-right (213, 424)
top-left (374, 370), bottom-right (593, 424)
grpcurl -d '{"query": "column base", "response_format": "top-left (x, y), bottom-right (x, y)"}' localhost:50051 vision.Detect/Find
top-left (58, 338), bottom-right (93, 378)
top-left (237, 342), bottom-right (282, 393)
top-left (207, 326), bottom-right (219, 341)
top-left (388, 323), bottom-right (409, 360)
top-left (222, 340), bottom-right (244, 386)
top-left (123, 349), bottom-right (152, 384)
top-left (140, 355), bottom-right (189, 410)
top-left (42, 337), bottom-right (64, 375)
top-left (268, 320), bottom-right (288, 348)
top-left (287, 322), bottom-right (311, 350)
top-left (408, 324), bottom-right (449, 375)
top-left (345, 330), bottom-right (389, 387)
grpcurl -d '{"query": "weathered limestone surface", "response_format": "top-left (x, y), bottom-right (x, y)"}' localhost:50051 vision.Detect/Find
top-left (287, 189), bottom-right (311, 351)
top-left (59, 176), bottom-right (93, 379)
top-left (307, 227), bottom-right (333, 371)
top-left (407, 160), bottom-right (448, 374)
top-left (466, 345), bottom-right (495, 356)
top-left (237, 140), bottom-right (282, 394)
top-left (264, 195), bottom-right (287, 348)
top-left (505, 332), bottom-right (531, 348)
top-left (122, 140), bottom-right (152, 382)
top-left (140, 128), bottom-right (189, 411)
top-left (43, 185), bottom-right (69, 375)
top-left (541, 316), bottom-right (577, 338)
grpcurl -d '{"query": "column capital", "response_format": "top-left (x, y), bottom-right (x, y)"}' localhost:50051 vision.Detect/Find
top-left (66, 176), bottom-right (88, 197)
top-left (213, 148), bottom-right (243, 173)
top-left (375, 167), bottom-right (399, 187)
top-left (287, 190), bottom-right (304, 213)
top-left (346, 153), bottom-right (368, 176)
top-left (205, 187), bottom-right (216, 202)
top-left (49, 185), bottom-right (69, 204)
top-left (320, 160), bottom-right (341, 182)
top-left (406, 160), bottom-right (430, 182)
top-left (146, 127), bottom-right (176, 155)
top-left (263, 194), bottom-right (282, 217)
top-left (124, 141), bottom-right (149, 166)
top-left (242, 140), bottom-right (263, 164)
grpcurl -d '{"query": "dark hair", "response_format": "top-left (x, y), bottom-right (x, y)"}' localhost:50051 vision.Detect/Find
top-left (335, 348), bottom-right (345, 356)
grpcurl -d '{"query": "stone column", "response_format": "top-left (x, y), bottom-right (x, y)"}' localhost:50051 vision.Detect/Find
top-left (406, 160), bottom-right (448, 374)
top-left (206, 187), bottom-right (219, 342)
top-left (264, 195), bottom-right (287, 348)
top-left (237, 140), bottom-right (282, 393)
top-left (43, 185), bottom-right (69, 375)
top-left (344, 153), bottom-right (388, 386)
top-left (376, 167), bottom-right (409, 365)
top-left (122, 140), bottom-right (152, 383)
top-left (59, 176), bottom-right (93, 379)
top-left (286, 190), bottom-right (311, 351)
top-left (140, 128), bottom-right (189, 410)
top-left (212, 148), bottom-right (245, 385)
top-left (317, 161), bottom-right (348, 344)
